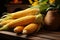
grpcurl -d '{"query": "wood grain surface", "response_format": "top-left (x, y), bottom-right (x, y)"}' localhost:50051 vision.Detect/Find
top-left (0, 31), bottom-right (60, 40)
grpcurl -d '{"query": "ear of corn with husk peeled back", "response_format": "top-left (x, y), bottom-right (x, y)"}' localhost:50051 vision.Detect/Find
top-left (22, 23), bottom-right (41, 34)
top-left (0, 19), bottom-right (14, 26)
top-left (0, 14), bottom-right (43, 31)
top-left (14, 26), bottom-right (24, 33)
top-left (0, 8), bottom-right (40, 22)
top-left (0, 1), bottom-right (44, 34)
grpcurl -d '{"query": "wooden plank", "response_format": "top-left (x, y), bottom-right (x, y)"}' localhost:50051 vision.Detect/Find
top-left (0, 31), bottom-right (60, 40)
top-left (0, 31), bottom-right (27, 38)
top-left (28, 36), bottom-right (50, 40)
top-left (27, 31), bottom-right (60, 40)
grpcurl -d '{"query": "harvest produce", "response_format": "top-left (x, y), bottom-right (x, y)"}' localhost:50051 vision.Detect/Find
top-left (1, 0), bottom-right (59, 35)
top-left (0, 8), bottom-right (40, 22)
top-left (0, 14), bottom-right (43, 31)
top-left (14, 26), bottom-right (24, 33)
top-left (22, 23), bottom-right (40, 34)
top-left (0, 19), bottom-right (14, 26)
top-left (44, 0), bottom-right (60, 31)
top-left (8, 8), bottom-right (40, 19)
top-left (0, 0), bottom-right (44, 34)
top-left (44, 9), bottom-right (60, 31)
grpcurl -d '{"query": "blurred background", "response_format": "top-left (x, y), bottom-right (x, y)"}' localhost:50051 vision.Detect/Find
top-left (0, 0), bottom-right (30, 17)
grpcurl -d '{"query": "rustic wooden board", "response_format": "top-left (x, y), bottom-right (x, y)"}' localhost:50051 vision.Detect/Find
top-left (0, 31), bottom-right (60, 40)
top-left (28, 32), bottom-right (60, 40)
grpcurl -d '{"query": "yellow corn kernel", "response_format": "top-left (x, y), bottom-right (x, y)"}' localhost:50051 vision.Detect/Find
top-left (22, 23), bottom-right (39, 34)
top-left (0, 19), bottom-right (14, 26)
top-left (2, 15), bottom-right (36, 29)
top-left (14, 26), bottom-right (24, 33)
top-left (0, 14), bottom-right (43, 31)
top-left (10, 8), bottom-right (39, 19)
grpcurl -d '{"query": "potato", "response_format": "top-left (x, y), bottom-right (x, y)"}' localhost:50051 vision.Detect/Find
top-left (44, 9), bottom-right (60, 31)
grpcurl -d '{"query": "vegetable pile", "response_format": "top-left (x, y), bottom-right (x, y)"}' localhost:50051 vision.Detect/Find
top-left (0, 8), bottom-right (43, 34)
top-left (0, 0), bottom-right (60, 35)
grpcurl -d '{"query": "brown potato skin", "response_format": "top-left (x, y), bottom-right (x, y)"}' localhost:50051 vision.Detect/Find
top-left (44, 10), bottom-right (60, 31)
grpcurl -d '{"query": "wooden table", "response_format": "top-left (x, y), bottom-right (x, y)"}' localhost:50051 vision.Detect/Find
top-left (0, 31), bottom-right (60, 40)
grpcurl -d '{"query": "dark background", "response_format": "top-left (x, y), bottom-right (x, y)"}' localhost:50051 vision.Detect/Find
top-left (0, 0), bottom-right (12, 17)
top-left (0, 0), bottom-right (30, 17)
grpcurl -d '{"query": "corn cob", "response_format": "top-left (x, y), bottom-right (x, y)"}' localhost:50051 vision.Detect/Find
top-left (0, 14), bottom-right (43, 31)
top-left (0, 15), bottom-right (35, 30)
top-left (0, 19), bottom-right (3, 22)
top-left (0, 19), bottom-right (14, 26)
top-left (14, 26), bottom-right (24, 33)
top-left (35, 14), bottom-right (44, 24)
top-left (0, 8), bottom-right (39, 22)
top-left (0, 14), bottom-right (13, 22)
top-left (22, 23), bottom-right (39, 34)
top-left (7, 8), bottom-right (39, 19)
